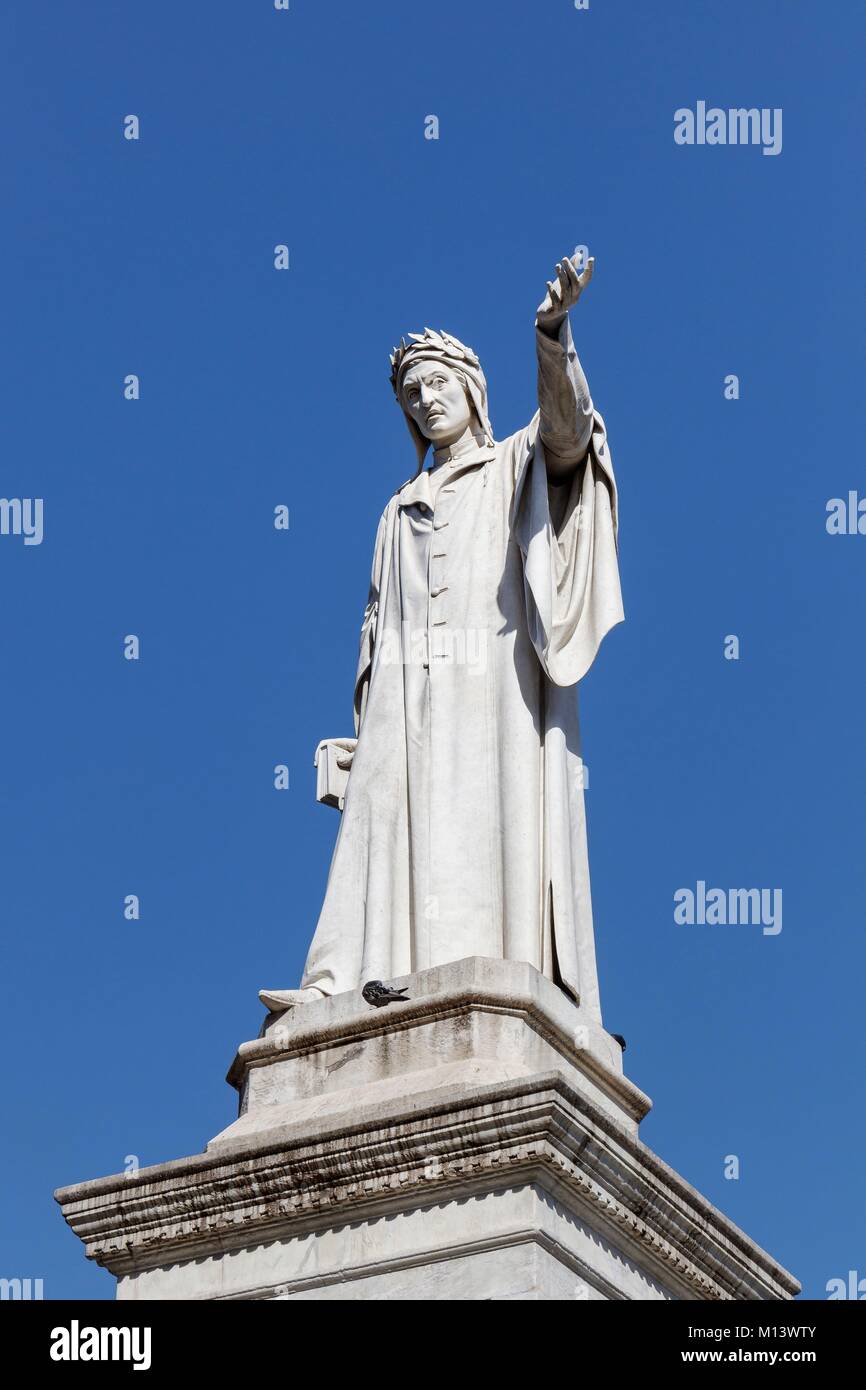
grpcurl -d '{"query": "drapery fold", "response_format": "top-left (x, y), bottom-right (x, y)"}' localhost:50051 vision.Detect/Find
top-left (513, 410), bottom-right (622, 688)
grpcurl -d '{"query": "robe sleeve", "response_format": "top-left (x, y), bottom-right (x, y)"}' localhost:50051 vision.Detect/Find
top-left (353, 508), bottom-right (388, 733)
top-left (511, 346), bottom-right (624, 687)
top-left (536, 316), bottom-right (594, 466)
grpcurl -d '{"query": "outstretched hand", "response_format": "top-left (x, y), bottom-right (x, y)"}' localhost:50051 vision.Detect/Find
top-left (536, 251), bottom-right (594, 334)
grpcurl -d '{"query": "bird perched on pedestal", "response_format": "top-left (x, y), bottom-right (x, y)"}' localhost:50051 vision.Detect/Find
top-left (362, 980), bottom-right (410, 1007)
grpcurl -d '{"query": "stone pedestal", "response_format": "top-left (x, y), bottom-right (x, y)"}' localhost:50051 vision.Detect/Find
top-left (55, 957), bottom-right (799, 1300)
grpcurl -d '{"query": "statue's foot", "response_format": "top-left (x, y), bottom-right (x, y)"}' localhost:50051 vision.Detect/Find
top-left (258, 986), bottom-right (326, 1012)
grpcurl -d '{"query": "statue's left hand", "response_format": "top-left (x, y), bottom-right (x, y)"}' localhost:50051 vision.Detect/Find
top-left (536, 251), bottom-right (594, 333)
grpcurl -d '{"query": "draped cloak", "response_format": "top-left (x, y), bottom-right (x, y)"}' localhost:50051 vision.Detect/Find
top-left (299, 320), bottom-right (623, 1020)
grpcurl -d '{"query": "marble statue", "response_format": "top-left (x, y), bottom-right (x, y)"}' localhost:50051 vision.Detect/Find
top-left (262, 251), bottom-right (623, 1016)
top-left (57, 257), bottom-right (800, 1301)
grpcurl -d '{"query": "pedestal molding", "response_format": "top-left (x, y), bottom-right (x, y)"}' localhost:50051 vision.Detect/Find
top-left (56, 1071), bottom-right (798, 1301)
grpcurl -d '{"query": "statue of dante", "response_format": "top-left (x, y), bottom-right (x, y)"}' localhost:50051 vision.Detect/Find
top-left (263, 252), bottom-right (623, 1018)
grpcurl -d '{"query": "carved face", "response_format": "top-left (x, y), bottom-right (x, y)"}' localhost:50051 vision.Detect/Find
top-left (399, 359), bottom-right (474, 445)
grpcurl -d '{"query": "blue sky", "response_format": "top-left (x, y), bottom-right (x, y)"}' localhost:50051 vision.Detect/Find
top-left (2, 0), bottom-right (864, 1299)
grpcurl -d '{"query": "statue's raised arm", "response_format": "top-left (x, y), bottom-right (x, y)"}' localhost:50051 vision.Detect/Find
top-left (535, 251), bottom-right (595, 483)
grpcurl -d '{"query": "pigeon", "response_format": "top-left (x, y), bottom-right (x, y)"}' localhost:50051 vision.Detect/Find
top-left (362, 979), bottom-right (410, 1007)
top-left (611, 1033), bottom-right (627, 1052)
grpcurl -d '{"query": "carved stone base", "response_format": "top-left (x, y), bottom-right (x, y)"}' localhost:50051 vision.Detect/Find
top-left (55, 957), bottom-right (799, 1301)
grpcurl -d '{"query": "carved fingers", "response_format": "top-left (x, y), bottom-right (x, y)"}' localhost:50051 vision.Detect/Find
top-left (537, 252), bottom-right (594, 324)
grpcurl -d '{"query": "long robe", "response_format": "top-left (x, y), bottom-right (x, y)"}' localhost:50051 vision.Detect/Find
top-left (300, 321), bottom-right (623, 1019)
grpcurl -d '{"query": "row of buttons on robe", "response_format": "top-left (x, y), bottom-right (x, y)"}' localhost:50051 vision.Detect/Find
top-left (417, 486), bottom-right (456, 669)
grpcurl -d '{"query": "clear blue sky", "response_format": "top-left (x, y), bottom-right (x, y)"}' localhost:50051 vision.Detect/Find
top-left (2, 1), bottom-right (864, 1300)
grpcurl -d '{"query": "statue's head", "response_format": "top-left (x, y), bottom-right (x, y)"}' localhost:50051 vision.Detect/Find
top-left (389, 329), bottom-right (494, 470)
